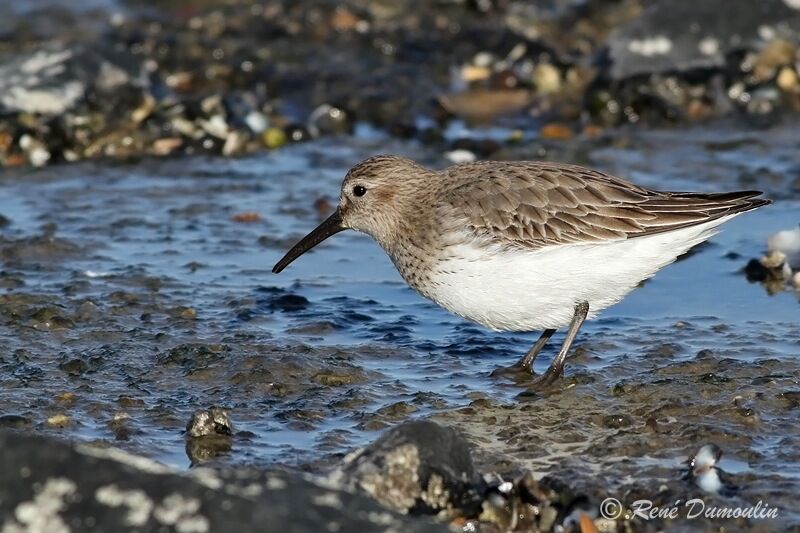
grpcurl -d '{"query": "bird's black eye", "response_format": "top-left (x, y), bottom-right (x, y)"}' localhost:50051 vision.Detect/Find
top-left (353, 185), bottom-right (367, 197)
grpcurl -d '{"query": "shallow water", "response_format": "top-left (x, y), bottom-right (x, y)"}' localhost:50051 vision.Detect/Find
top-left (0, 125), bottom-right (799, 525)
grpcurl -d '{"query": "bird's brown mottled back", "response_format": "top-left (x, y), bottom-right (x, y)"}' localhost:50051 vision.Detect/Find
top-left (438, 160), bottom-right (770, 249)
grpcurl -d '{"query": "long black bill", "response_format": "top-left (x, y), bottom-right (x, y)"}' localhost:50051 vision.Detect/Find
top-left (272, 210), bottom-right (346, 273)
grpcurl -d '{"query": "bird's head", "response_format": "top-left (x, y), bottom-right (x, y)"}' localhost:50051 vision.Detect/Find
top-left (272, 155), bottom-right (431, 273)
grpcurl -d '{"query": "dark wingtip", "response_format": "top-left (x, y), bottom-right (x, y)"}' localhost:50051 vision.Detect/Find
top-left (739, 191), bottom-right (771, 210)
top-left (700, 190), bottom-right (772, 212)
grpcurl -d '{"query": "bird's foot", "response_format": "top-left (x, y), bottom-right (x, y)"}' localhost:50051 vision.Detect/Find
top-left (528, 366), bottom-right (564, 389)
top-left (491, 362), bottom-right (565, 390)
top-left (489, 361), bottom-right (532, 378)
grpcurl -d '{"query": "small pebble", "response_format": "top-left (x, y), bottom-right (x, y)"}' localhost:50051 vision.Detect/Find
top-left (19, 135), bottom-right (51, 167)
top-left (760, 250), bottom-right (787, 269)
top-left (445, 149), bottom-right (476, 164)
top-left (532, 63), bottom-right (561, 94)
top-left (539, 122), bottom-right (573, 140)
top-left (244, 111), bottom-right (268, 133)
top-left (47, 414), bottom-right (72, 428)
top-left (153, 137), bottom-right (183, 155)
top-left (56, 392), bottom-right (76, 405)
top-left (262, 127), bottom-right (287, 149)
top-left (313, 197), bottom-right (332, 215)
top-left (777, 66), bottom-right (800, 92)
top-left (222, 131), bottom-right (247, 156)
top-left (231, 212), bottom-right (262, 223)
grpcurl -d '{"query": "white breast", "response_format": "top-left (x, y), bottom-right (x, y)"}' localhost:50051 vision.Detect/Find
top-left (422, 215), bottom-right (738, 332)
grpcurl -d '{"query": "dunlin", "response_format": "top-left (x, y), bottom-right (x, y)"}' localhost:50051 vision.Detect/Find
top-left (273, 155), bottom-right (770, 386)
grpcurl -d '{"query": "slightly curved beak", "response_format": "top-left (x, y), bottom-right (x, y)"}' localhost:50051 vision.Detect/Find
top-left (272, 210), bottom-right (346, 273)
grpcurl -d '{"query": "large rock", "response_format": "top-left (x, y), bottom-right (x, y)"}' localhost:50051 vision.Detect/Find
top-left (0, 430), bottom-right (445, 533)
top-left (608, 0), bottom-right (800, 79)
top-left (334, 420), bottom-right (483, 515)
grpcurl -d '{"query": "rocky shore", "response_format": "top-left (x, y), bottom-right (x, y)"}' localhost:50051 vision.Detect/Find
top-left (1, 2), bottom-right (799, 532)
top-left (2, 0), bottom-right (800, 168)
top-left (0, 420), bottom-right (734, 532)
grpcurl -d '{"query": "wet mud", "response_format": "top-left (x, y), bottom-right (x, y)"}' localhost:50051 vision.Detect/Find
top-left (0, 124), bottom-right (799, 529)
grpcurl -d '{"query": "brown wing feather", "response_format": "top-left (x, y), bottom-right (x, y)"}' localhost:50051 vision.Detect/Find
top-left (443, 161), bottom-right (770, 249)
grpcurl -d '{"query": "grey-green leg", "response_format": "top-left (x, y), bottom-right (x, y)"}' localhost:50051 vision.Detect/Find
top-left (531, 301), bottom-right (589, 387)
top-left (517, 328), bottom-right (556, 371)
top-left (491, 328), bottom-right (556, 377)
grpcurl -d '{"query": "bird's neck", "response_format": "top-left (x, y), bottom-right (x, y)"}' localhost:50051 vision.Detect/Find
top-left (381, 220), bottom-right (441, 297)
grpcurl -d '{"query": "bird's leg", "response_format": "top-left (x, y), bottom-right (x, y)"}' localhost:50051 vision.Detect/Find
top-left (516, 328), bottom-right (556, 372)
top-left (531, 301), bottom-right (589, 387)
top-left (490, 328), bottom-right (555, 376)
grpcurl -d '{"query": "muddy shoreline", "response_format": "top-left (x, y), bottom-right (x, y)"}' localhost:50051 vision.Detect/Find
top-left (1, 1), bottom-right (800, 531)
top-left (1, 126), bottom-right (799, 530)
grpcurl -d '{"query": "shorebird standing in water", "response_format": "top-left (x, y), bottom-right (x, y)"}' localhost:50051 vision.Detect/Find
top-left (273, 155), bottom-right (770, 386)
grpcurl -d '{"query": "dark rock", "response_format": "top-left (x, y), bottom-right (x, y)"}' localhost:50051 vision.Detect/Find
top-left (59, 358), bottom-right (90, 376)
top-left (268, 293), bottom-right (310, 312)
top-left (284, 124), bottom-right (312, 143)
top-left (602, 413), bottom-right (633, 429)
top-left (336, 420), bottom-right (482, 515)
top-left (0, 431), bottom-right (444, 533)
top-left (0, 234), bottom-right (81, 264)
top-left (608, 0), bottom-right (800, 79)
top-left (308, 104), bottom-right (354, 136)
top-left (778, 390), bottom-right (800, 409)
top-left (0, 414), bottom-right (32, 429)
top-left (744, 258), bottom-right (770, 282)
top-left (58, 347), bottom-right (108, 375)
top-left (108, 414), bottom-right (136, 441)
top-left (449, 138), bottom-right (502, 158)
top-left (30, 306), bottom-right (75, 330)
top-left (158, 343), bottom-right (230, 369)
top-left (418, 127), bottom-right (444, 145)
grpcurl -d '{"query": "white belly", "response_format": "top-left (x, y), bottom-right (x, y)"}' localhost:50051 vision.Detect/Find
top-left (422, 216), bottom-right (737, 331)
